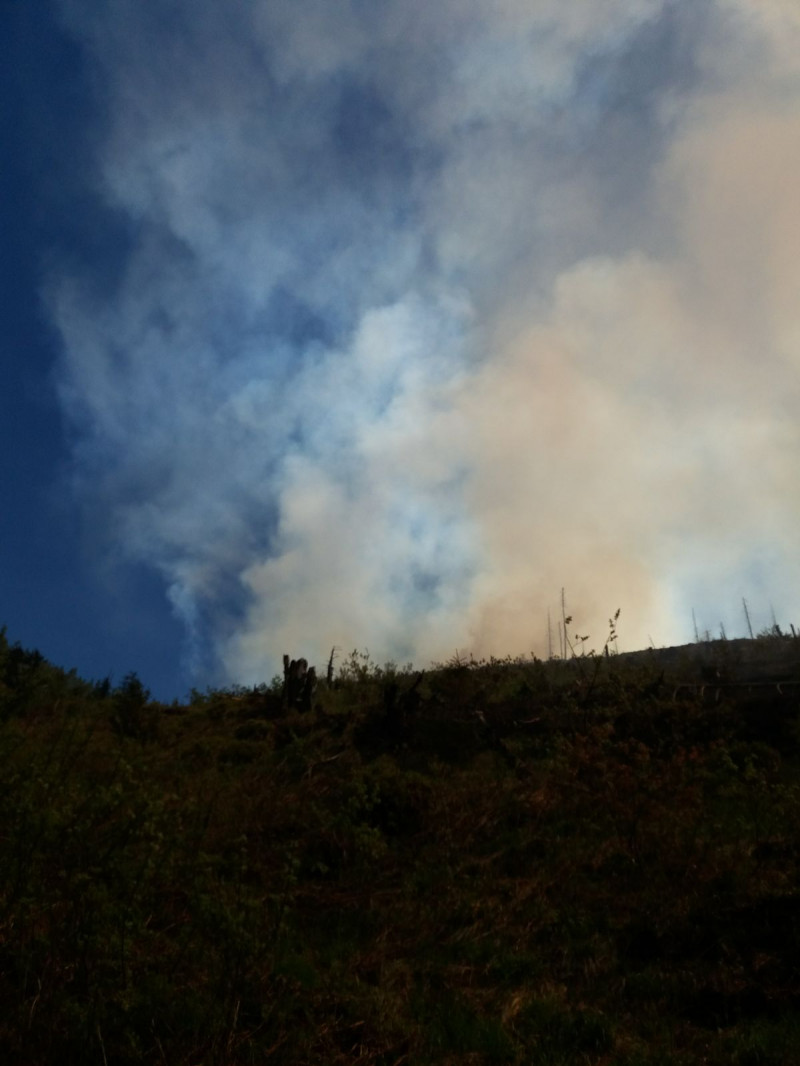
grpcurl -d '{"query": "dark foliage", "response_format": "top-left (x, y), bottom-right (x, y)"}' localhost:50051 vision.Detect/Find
top-left (0, 629), bottom-right (799, 1063)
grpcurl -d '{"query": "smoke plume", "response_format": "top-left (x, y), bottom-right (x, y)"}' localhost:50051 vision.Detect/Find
top-left (49, 0), bottom-right (800, 683)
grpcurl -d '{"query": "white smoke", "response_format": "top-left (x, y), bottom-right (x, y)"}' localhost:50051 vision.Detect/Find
top-left (49, 0), bottom-right (800, 683)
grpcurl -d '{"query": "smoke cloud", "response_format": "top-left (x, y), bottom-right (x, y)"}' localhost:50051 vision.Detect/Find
top-left (48, 0), bottom-right (800, 684)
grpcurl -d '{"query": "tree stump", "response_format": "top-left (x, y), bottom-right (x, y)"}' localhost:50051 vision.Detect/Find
top-left (283, 654), bottom-right (317, 712)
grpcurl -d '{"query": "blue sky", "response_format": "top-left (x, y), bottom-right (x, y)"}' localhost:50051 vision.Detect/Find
top-left (2, 0), bottom-right (799, 700)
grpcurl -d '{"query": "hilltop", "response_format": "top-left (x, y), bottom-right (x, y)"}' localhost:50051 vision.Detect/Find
top-left (616, 632), bottom-right (799, 676)
top-left (1, 627), bottom-right (799, 1064)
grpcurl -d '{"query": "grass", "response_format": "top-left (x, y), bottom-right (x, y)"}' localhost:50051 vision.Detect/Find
top-left (0, 629), bottom-right (799, 1063)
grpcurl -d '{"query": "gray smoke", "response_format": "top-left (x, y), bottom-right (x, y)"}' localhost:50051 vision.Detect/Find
top-left (49, 0), bottom-right (800, 682)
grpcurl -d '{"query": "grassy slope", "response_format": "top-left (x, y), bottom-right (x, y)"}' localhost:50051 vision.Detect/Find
top-left (1, 633), bottom-right (799, 1064)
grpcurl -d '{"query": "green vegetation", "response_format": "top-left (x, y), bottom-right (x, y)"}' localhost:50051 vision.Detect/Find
top-left (1, 627), bottom-right (799, 1064)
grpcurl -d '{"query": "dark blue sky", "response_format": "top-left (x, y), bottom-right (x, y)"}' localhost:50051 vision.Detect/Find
top-left (1, 2), bottom-right (186, 698)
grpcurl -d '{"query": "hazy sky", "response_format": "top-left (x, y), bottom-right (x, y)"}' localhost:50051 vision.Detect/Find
top-left (2, 0), bottom-right (799, 698)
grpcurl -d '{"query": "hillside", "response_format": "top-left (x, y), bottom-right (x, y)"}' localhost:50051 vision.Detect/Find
top-left (1, 629), bottom-right (799, 1064)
